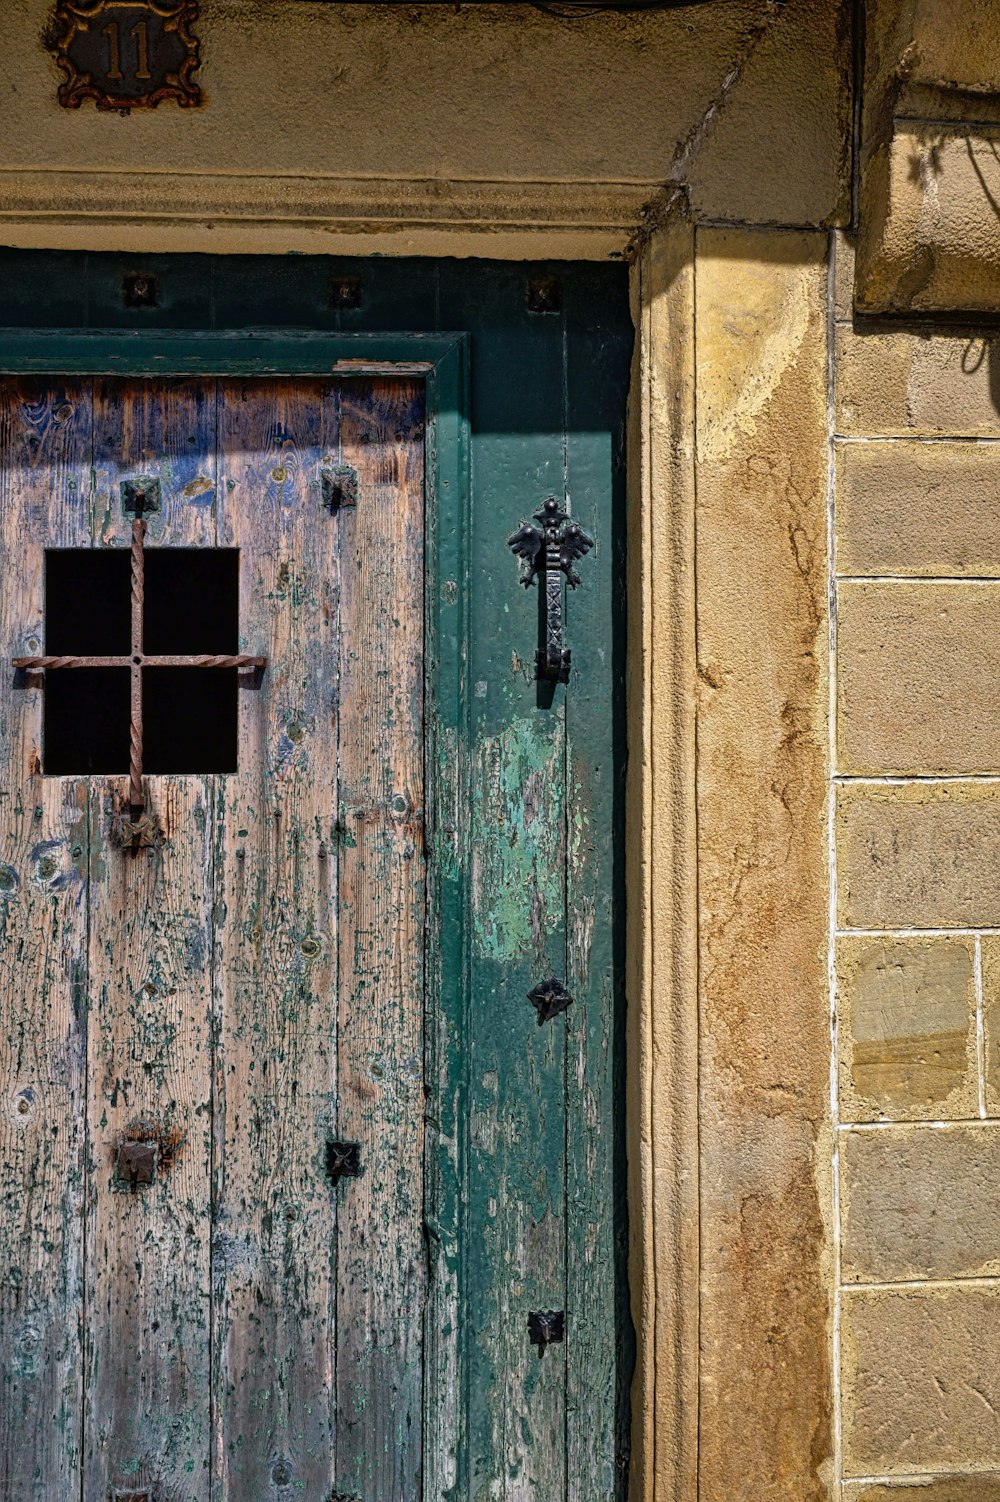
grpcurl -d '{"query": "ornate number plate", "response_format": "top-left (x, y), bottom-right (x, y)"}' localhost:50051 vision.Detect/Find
top-left (52, 1), bottom-right (201, 111)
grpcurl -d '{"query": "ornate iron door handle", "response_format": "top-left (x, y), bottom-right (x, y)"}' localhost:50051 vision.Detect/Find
top-left (508, 497), bottom-right (594, 683)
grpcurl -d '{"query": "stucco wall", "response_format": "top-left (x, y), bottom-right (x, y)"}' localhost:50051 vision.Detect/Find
top-left (0, 0), bottom-right (849, 255)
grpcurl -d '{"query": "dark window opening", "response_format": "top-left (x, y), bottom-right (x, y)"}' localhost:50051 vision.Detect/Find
top-left (42, 547), bottom-right (241, 776)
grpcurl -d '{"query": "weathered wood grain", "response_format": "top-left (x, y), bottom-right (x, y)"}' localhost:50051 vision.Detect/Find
top-left (93, 377), bottom-right (217, 549)
top-left (84, 380), bottom-right (217, 1500)
top-left (564, 278), bottom-right (630, 1497)
top-left (83, 778), bottom-right (215, 1500)
top-left (0, 379), bottom-right (91, 1499)
top-left (335, 378), bottom-right (426, 1501)
top-left (214, 380), bottom-right (341, 1497)
top-left (451, 263), bottom-right (570, 1501)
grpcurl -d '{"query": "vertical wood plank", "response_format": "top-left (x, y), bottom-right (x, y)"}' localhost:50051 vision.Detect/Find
top-left (214, 379), bottom-right (340, 1498)
top-left (0, 379), bottom-right (92, 1499)
top-left (83, 379), bottom-right (216, 1500)
top-left (335, 378), bottom-right (426, 1501)
top-left (84, 779), bottom-right (215, 1500)
top-left (563, 270), bottom-right (632, 1499)
top-left (438, 261), bottom-right (570, 1501)
top-left (94, 377), bottom-right (218, 549)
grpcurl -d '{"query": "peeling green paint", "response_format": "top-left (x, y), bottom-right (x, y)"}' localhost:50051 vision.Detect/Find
top-left (470, 718), bottom-right (564, 962)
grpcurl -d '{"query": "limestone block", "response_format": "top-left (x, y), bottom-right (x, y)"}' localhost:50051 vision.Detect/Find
top-left (686, 0), bottom-right (851, 228)
top-left (838, 582), bottom-right (1000, 774)
top-left (836, 441), bottom-right (1000, 578)
top-left (835, 325), bottom-right (1000, 436)
top-left (695, 228), bottom-right (833, 1501)
top-left (843, 1478), bottom-right (1000, 1502)
top-left (841, 1125), bottom-right (1000, 1281)
top-left (838, 783), bottom-right (1000, 929)
top-left (841, 1286), bottom-right (1000, 1475)
top-left (836, 937), bottom-right (977, 1123)
top-left (907, 0), bottom-right (1000, 95)
top-left (977, 938), bottom-right (1000, 1116)
top-left (856, 128), bottom-right (1000, 316)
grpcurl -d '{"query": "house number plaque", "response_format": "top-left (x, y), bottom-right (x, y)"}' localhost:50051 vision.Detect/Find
top-left (52, 0), bottom-right (201, 111)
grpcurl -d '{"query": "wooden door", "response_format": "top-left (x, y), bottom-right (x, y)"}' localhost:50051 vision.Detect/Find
top-left (0, 376), bottom-right (426, 1500)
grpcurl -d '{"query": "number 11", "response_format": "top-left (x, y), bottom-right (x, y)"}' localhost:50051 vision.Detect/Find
top-left (102, 18), bottom-right (152, 82)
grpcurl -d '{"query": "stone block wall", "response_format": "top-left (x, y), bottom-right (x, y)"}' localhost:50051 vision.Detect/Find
top-left (833, 231), bottom-right (1000, 1495)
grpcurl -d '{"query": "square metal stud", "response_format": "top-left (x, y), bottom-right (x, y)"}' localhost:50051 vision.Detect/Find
top-left (116, 1140), bottom-right (157, 1187)
top-left (321, 463), bottom-right (359, 511)
top-left (122, 272), bottom-right (159, 310)
top-left (528, 1308), bottom-right (565, 1350)
top-left (120, 477), bottom-right (162, 516)
top-left (326, 1139), bottom-right (362, 1186)
top-left (527, 277), bottom-right (562, 314)
top-left (527, 976), bottom-right (573, 1025)
top-left (328, 276), bottom-right (363, 310)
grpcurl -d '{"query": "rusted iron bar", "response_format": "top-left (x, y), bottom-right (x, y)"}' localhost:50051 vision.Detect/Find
top-left (130, 517), bottom-right (145, 812)
top-left (13, 514), bottom-right (266, 828)
top-left (14, 654), bottom-right (266, 670)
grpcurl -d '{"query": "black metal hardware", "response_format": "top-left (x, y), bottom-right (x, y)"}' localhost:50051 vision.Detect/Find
top-left (527, 277), bottom-right (562, 314)
top-left (116, 1140), bottom-right (157, 1187)
top-left (527, 976), bottom-right (574, 1025)
top-left (329, 275), bottom-right (363, 310)
top-left (326, 1139), bottom-right (362, 1185)
top-left (508, 497), bottom-right (594, 683)
top-left (528, 1309), bottom-right (565, 1351)
top-left (321, 462), bottom-right (360, 510)
top-left (122, 272), bottom-right (159, 310)
top-left (121, 477), bottom-right (162, 515)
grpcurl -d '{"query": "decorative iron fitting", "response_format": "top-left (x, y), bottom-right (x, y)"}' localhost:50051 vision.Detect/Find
top-left (120, 477), bottom-right (161, 515)
top-left (326, 1139), bottom-right (362, 1186)
top-left (113, 809), bottom-right (161, 851)
top-left (527, 976), bottom-right (573, 1025)
top-left (528, 1309), bottom-right (565, 1352)
top-left (116, 1140), bottom-right (157, 1188)
top-left (321, 462), bottom-right (359, 511)
top-left (508, 497), bottom-right (594, 683)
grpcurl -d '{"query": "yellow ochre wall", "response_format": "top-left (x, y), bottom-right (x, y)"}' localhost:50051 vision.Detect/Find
top-left (7, 0), bottom-right (1000, 1498)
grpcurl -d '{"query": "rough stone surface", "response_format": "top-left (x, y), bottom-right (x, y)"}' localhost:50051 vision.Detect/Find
top-left (836, 327), bottom-right (1000, 437)
top-left (836, 442), bottom-right (1000, 578)
top-left (833, 231), bottom-right (857, 321)
top-left (627, 219), bottom-right (700, 1502)
top-left (695, 227), bottom-right (832, 1502)
top-left (841, 1126), bottom-right (1000, 1281)
top-left (856, 128), bottom-right (1000, 315)
top-left (0, 0), bottom-right (850, 255)
top-left (843, 1478), bottom-right (1000, 1502)
top-left (836, 937), bottom-right (977, 1123)
top-left (838, 583), bottom-right (1000, 774)
top-left (841, 1287), bottom-right (1000, 1475)
top-left (838, 784), bottom-right (1000, 930)
top-left (856, 2), bottom-right (1000, 313)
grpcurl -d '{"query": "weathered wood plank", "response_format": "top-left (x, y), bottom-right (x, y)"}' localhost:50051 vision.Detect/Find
top-left (441, 260), bottom-right (570, 1500)
top-left (0, 379), bottom-right (91, 1499)
top-left (93, 377), bottom-right (217, 549)
top-left (83, 778), bottom-right (215, 1500)
top-left (83, 379), bottom-right (216, 1500)
top-left (214, 379), bottom-right (340, 1497)
top-left (334, 378), bottom-right (426, 1501)
top-left (564, 273), bottom-right (631, 1499)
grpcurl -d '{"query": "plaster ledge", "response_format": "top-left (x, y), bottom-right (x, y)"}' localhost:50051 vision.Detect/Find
top-left (0, 170), bottom-right (657, 260)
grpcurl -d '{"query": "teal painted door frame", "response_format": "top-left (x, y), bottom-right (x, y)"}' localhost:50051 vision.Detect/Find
top-left (0, 254), bottom-right (632, 1499)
